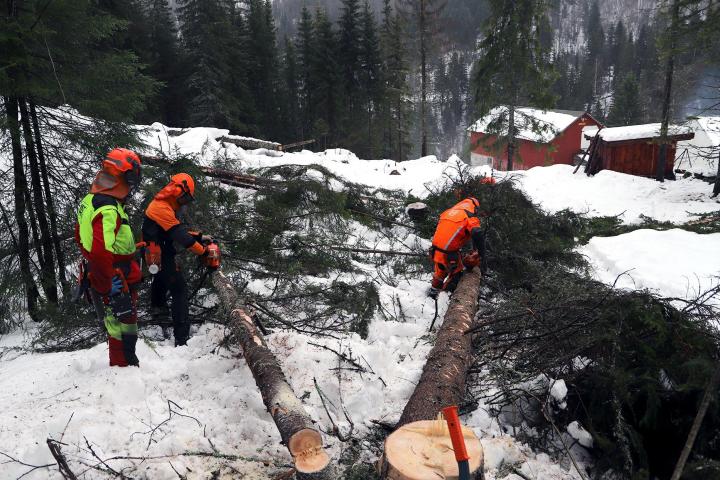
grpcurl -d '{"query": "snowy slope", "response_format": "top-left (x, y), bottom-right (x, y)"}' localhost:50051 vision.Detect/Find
top-left (580, 229), bottom-right (720, 300)
top-left (3, 122), bottom-right (719, 479)
top-left (513, 164), bottom-right (719, 224)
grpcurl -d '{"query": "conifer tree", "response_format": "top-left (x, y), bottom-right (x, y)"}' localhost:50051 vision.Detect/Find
top-left (380, 0), bottom-right (411, 160)
top-left (358, 0), bottom-right (382, 158)
top-left (310, 8), bottom-right (341, 148)
top-left (339, 0), bottom-right (362, 108)
top-left (180, 0), bottom-right (249, 130)
top-left (297, 7), bottom-right (315, 139)
top-left (145, 0), bottom-right (187, 126)
top-left (608, 74), bottom-right (642, 126)
top-left (247, 0), bottom-right (282, 139)
top-left (472, 0), bottom-right (555, 170)
top-left (281, 38), bottom-right (302, 142)
top-left (397, 0), bottom-right (448, 157)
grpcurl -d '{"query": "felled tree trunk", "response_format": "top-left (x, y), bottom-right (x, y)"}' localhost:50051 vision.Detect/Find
top-left (397, 268), bottom-right (482, 427)
top-left (212, 271), bottom-right (334, 479)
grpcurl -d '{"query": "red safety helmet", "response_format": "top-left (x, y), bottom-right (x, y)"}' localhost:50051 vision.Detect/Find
top-left (104, 148), bottom-right (142, 190)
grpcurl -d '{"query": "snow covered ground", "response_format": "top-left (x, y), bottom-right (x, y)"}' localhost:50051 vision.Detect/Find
top-left (580, 229), bottom-right (720, 301)
top-left (2, 122), bottom-right (719, 479)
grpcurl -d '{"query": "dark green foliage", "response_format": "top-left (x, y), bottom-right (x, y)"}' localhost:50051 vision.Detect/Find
top-left (379, 0), bottom-right (412, 160)
top-left (0, 0), bottom-right (157, 120)
top-left (480, 266), bottom-right (719, 477)
top-left (607, 73), bottom-right (643, 126)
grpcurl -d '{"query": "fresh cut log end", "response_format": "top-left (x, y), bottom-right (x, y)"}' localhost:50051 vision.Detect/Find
top-left (381, 420), bottom-right (484, 480)
top-left (289, 428), bottom-right (331, 473)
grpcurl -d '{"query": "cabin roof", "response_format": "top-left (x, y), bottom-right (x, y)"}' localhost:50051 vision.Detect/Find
top-left (469, 106), bottom-right (593, 144)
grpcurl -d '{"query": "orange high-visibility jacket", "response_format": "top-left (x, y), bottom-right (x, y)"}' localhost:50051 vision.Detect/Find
top-left (431, 198), bottom-right (481, 252)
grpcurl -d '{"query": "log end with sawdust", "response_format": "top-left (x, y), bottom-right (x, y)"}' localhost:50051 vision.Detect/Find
top-left (212, 270), bottom-right (334, 479)
top-left (380, 418), bottom-right (484, 480)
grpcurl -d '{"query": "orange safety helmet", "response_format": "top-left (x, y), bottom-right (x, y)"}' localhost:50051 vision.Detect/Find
top-left (103, 148), bottom-right (142, 190)
top-left (154, 172), bottom-right (195, 206)
top-left (167, 173), bottom-right (195, 205)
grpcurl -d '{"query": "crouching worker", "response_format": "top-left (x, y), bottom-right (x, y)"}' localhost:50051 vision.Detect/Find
top-left (427, 196), bottom-right (485, 299)
top-left (142, 174), bottom-right (219, 346)
top-left (76, 148), bottom-right (143, 367)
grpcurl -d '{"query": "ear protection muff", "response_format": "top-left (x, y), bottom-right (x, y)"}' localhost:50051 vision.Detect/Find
top-left (176, 179), bottom-right (194, 206)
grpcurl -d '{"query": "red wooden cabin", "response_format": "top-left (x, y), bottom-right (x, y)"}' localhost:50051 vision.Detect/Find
top-left (584, 124), bottom-right (695, 177)
top-left (468, 107), bottom-right (602, 170)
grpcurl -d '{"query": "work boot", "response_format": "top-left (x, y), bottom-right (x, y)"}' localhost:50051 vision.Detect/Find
top-left (121, 333), bottom-right (139, 367)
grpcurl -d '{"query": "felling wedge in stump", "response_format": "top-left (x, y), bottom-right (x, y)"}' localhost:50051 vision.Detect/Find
top-left (381, 268), bottom-right (485, 479)
top-left (212, 270), bottom-right (334, 479)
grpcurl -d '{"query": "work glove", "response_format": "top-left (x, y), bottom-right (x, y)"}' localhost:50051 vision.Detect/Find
top-left (463, 251), bottom-right (481, 271)
top-left (427, 286), bottom-right (440, 300)
top-left (109, 275), bottom-right (123, 296)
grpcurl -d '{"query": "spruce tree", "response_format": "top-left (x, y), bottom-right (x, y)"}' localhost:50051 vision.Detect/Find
top-left (338, 0), bottom-right (362, 105)
top-left (608, 74), bottom-right (642, 126)
top-left (179, 0), bottom-right (249, 130)
top-left (297, 7), bottom-right (315, 139)
top-left (310, 8), bottom-right (341, 148)
top-left (397, 0), bottom-right (447, 157)
top-left (145, 0), bottom-right (187, 126)
top-left (358, 0), bottom-right (382, 158)
top-left (472, 0), bottom-right (555, 170)
top-left (380, 0), bottom-right (411, 160)
top-left (281, 38), bottom-right (302, 143)
top-left (246, 0), bottom-right (282, 139)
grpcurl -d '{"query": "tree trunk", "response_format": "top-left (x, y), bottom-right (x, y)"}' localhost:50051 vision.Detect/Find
top-left (4, 96), bottom-right (40, 321)
top-left (670, 363), bottom-right (720, 480)
top-left (712, 149), bottom-right (720, 197)
top-left (656, 0), bottom-right (679, 182)
top-left (19, 98), bottom-right (58, 304)
top-left (397, 268), bottom-right (483, 427)
top-left (507, 105), bottom-right (516, 171)
top-left (420, 0), bottom-right (427, 158)
top-left (211, 270), bottom-right (334, 479)
top-left (30, 100), bottom-right (68, 292)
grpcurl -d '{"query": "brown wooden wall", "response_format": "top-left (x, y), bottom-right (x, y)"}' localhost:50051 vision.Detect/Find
top-left (597, 141), bottom-right (676, 177)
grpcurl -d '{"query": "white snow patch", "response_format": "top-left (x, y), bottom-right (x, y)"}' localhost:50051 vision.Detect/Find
top-left (549, 379), bottom-right (568, 408)
top-left (567, 421), bottom-right (594, 448)
top-left (579, 229), bottom-right (720, 300)
top-left (513, 164), bottom-right (719, 224)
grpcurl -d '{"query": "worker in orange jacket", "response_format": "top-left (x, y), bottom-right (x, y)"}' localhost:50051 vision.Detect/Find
top-left (142, 174), bottom-right (217, 346)
top-left (428, 197), bottom-right (486, 299)
top-left (75, 148), bottom-right (143, 367)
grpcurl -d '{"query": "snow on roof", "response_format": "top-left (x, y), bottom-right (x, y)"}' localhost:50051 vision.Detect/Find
top-left (596, 123), bottom-right (693, 142)
top-left (694, 116), bottom-right (720, 146)
top-left (469, 106), bottom-right (585, 143)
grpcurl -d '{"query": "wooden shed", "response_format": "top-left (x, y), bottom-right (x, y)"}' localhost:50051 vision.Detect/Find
top-left (468, 107), bottom-right (602, 170)
top-left (584, 124), bottom-right (695, 177)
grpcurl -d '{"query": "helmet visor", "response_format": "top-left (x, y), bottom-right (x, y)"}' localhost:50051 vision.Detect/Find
top-left (124, 159), bottom-right (142, 191)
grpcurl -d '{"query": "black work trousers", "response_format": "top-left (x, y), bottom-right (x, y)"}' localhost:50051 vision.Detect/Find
top-left (150, 254), bottom-right (189, 346)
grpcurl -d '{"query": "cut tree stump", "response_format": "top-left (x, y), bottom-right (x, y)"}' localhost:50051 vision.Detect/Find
top-left (396, 268), bottom-right (483, 427)
top-left (212, 270), bottom-right (334, 479)
top-left (380, 419), bottom-right (484, 480)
